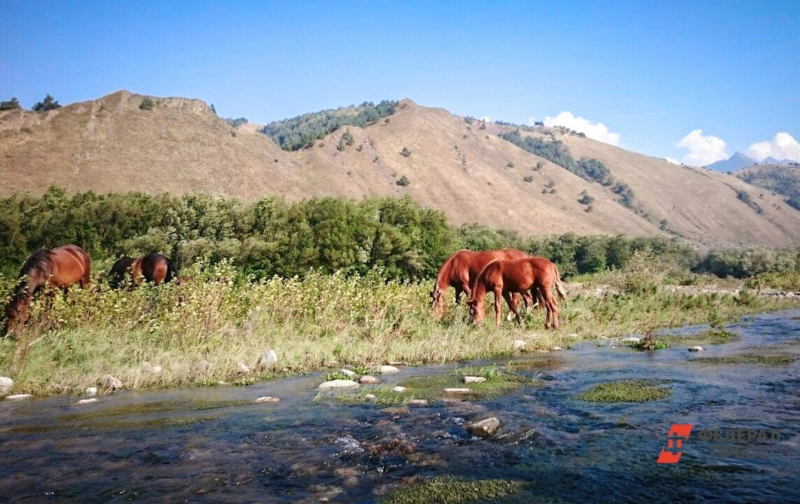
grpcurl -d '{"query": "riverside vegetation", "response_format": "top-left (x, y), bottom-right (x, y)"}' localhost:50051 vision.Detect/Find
top-left (1, 189), bottom-right (800, 396)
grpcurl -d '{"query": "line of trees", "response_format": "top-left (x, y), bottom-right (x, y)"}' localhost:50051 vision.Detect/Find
top-left (2, 187), bottom-right (797, 281)
top-left (261, 100), bottom-right (397, 151)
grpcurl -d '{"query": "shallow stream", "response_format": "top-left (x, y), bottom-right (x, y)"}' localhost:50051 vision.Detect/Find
top-left (2, 310), bottom-right (799, 503)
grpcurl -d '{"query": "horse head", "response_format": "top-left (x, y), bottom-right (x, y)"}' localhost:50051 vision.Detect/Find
top-left (2, 297), bottom-right (29, 338)
top-left (467, 298), bottom-right (484, 324)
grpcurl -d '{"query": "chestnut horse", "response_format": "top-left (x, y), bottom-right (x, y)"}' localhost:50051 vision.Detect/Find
top-left (2, 245), bottom-right (92, 337)
top-left (129, 253), bottom-right (179, 286)
top-left (430, 249), bottom-right (534, 320)
top-left (468, 256), bottom-right (567, 328)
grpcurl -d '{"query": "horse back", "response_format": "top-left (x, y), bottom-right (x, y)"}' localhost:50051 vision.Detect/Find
top-left (48, 245), bottom-right (91, 287)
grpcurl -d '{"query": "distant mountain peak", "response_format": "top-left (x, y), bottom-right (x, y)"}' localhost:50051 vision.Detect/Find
top-left (706, 152), bottom-right (757, 172)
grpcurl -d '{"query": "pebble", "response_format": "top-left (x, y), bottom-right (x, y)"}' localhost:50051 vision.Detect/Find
top-left (85, 387), bottom-right (98, 396)
top-left (255, 396), bottom-right (280, 403)
top-left (444, 388), bottom-right (472, 394)
top-left (688, 346), bottom-right (704, 352)
top-left (76, 398), bottom-right (98, 405)
top-left (5, 394), bottom-right (32, 401)
top-left (391, 386), bottom-right (407, 393)
top-left (408, 399), bottom-right (429, 406)
top-left (466, 417), bottom-right (501, 438)
top-left (339, 369), bottom-right (357, 378)
top-left (359, 375), bottom-right (381, 384)
top-left (379, 365), bottom-right (400, 374)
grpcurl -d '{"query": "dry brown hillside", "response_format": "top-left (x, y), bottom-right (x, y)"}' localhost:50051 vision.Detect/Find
top-left (2, 91), bottom-right (799, 249)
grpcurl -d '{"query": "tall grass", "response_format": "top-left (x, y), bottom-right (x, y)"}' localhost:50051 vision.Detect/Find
top-left (1, 261), bottom-right (797, 396)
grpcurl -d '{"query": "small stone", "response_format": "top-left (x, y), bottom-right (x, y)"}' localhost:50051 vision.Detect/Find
top-left (5, 394), bottom-right (32, 401)
top-left (688, 346), bottom-right (704, 352)
top-left (319, 379), bottom-right (359, 389)
top-left (255, 396), bottom-right (280, 403)
top-left (463, 376), bottom-right (486, 384)
top-left (364, 394), bottom-right (377, 401)
top-left (444, 388), bottom-right (472, 394)
top-left (379, 365), bottom-right (400, 374)
top-left (103, 375), bottom-right (122, 390)
top-left (258, 350), bottom-right (279, 368)
top-left (339, 369), bottom-right (356, 378)
top-left (513, 340), bottom-right (527, 350)
top-left (466, 417), bottom-right (501, 438)
top-left (391, 386), bottom-right (407, 393)
top-left (359, 375), bottom-right (381, 384)
top-left (0, 376), bottom-right (14, 396)
top-left (408, 399), bottom-right (429, 406)
top-left (621, 337), bottom-right (641, 344)
top-left (76, 398), bottom-right (98, 405)
top-left (552, 346), bottom-right (563, 352)
top-left (237, 362), bottom-right (251, 374)
top-left (85, 387), bottom-right (98, 396)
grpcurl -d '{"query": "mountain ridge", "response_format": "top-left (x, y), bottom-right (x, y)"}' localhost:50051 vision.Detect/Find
top-left (2, 90), bottom-right (799, 250)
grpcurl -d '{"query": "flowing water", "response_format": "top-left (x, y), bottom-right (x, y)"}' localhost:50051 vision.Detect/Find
top-left (2, 310), bottom-right (800, 503)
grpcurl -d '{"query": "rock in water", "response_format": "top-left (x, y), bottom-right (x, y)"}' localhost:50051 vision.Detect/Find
top-left (466, 417), bottom-right (501, 438)
top-left (318, 379), bottom-right (359, 389)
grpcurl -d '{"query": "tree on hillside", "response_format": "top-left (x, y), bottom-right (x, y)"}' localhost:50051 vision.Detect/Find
top-left (32, 94), bottom-right (61, 112)
top-left (0, 97), bottom-right (21, 110)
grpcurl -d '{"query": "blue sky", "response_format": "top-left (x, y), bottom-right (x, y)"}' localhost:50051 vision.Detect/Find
top-left (2, 0), bottom-right (799, 165)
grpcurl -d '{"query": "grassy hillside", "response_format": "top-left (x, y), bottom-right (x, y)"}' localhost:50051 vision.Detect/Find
top-left (2, 91), bottom-right (800, 249)
top-left (734, 164), bottom-right (800, 211)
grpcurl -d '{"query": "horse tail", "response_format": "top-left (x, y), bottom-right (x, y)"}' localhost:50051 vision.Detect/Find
top-left (553, 264), bottom-right (568, 301)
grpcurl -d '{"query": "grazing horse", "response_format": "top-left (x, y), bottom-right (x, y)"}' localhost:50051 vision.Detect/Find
top-left (430, 249), bottom-right (534, 320)
top-left (107, 256), bottom-right (136, 289)
top-left (468, 257), bottom-right (567, 328)
top-left (2, 245), bottom-right (92, 337)
top-left (130, 253), bottom-right (178, 286)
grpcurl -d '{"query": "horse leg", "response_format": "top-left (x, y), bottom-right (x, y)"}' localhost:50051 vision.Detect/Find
top-left (454, 286), bottom-right (463, 306)
top-left (494, 289), bottom-right (504, 326)
top-left (503, 292), bottom-right (522, 324)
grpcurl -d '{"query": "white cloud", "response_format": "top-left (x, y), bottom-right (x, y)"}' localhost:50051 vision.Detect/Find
top-left (676, 129), bottom-right (728, 166)
top-left (746, 132), bottom-right (800, 162)
top-left (543, 112), bottom-right (620, 146)
top-left (665, 157), bottom-right (681, 165)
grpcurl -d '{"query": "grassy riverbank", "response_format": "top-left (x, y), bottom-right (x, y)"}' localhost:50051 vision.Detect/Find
top-left (1, 260), bottom-right (799, 396)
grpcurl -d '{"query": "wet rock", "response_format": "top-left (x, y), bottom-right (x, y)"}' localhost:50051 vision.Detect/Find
top-left (5, 394), bottom-right (32, 401)
top-left (359, 375), bottom-right (381, 384)
top-left (85, 387), bottom-right (98, 396)
top-left (391, 386), bottom-right (407, 392)
top-left (688, 346), bottom-right (704, 352)
top-left (0, 376), bottom-right (13, 396)
top-left (466, 417), bottom-right (501, 438)
top-left (368, 438), bottom-right (416, 457)
top-left (408, 399), bottom-right (429, 406)
top-left (339, 369), bottom-right (356, 378)
top-left (255, 396), bottom-right (280, 403)
top-left (444, 388), bottom-right (472, 394)
top-left (76, 398), bottom-right (98, 405)
top-left (237, 362), bottom-right (251, 374)
top-left (379, 365), bottom-right (400, 374)
top-left (513, 340), bottom-right (527, 350)
top-left (552, 346), bottom-right (564, 352)
top-left (102, 375), bottom-right (122, 390)
top-left (463, 376), bottom-right (486, 384)
top-left (318, 379), bottom-right (359, 389)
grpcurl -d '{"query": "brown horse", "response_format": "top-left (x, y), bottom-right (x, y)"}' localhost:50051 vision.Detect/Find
top-left (2, 245), bottom-right (92, 337)
top-left (124, 253), bottom-right (178, 286)
top-left (467, 256), bottom-right (567, 328)
top-left (107, 256), bottom-right (136, 289)
top-left (430, 249), bottom-right (534, 320)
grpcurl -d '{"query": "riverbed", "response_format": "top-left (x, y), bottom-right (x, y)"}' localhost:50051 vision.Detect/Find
top-left (2, 310), bottom-right (799, 503)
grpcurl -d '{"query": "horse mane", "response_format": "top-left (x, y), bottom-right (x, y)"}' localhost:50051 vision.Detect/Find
top-left (434, 249), bottom-right (467, 291)
top-left (469, 258), bottom-right (499, 301)
top-left (10, 248), bottom-right (53, 304)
